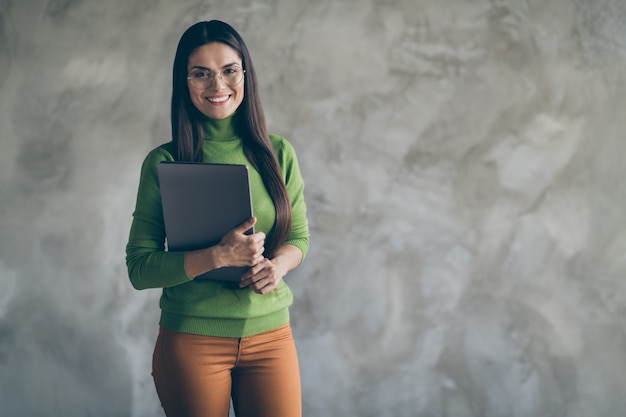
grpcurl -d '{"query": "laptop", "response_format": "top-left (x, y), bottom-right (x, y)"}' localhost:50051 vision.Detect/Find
top-left (157, 161), bottom-right (254, 281)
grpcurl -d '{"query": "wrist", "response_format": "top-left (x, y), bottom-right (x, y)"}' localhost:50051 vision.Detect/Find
top-left (206, 244), bottom-right (225, 270)
top-left (270, 256), bottom-right (289, 280)
top-left (185, 245), bottom-right (225, 278)
top-left (269, 245), bottom-right (303, 279)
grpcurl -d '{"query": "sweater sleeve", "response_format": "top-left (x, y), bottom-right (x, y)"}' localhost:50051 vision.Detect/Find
top-left (273, 136), bottom-right (310, 260)
top-left (125, 145), bottom-right (194, 290)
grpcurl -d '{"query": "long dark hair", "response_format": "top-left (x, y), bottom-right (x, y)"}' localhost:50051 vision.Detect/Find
top-left (171, 20), bottom-right (291, 257)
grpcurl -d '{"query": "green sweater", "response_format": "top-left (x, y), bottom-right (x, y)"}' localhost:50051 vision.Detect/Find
top-left (125, 113), bottom-right (309, 337)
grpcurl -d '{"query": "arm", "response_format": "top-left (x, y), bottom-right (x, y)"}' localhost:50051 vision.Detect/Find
top-left (126, 149), bottom-right (268, 289)
top-left (126, 147), bottom-right (194, 290)
top-left (239, 137), bottom-right (310, 294)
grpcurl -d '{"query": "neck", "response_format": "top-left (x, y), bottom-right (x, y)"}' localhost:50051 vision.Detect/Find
top-left (203, 111), bottom-right (241, 141)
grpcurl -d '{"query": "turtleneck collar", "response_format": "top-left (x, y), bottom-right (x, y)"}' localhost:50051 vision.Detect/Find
top-left (203, 110), bottom-right (242, 142)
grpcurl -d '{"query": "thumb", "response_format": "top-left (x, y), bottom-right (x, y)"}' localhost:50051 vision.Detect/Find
top-left (232, 217), bottom-right (256, 234)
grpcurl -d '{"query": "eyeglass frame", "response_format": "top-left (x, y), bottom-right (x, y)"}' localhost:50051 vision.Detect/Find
top-left (187, 64), bottom-right (246, 89)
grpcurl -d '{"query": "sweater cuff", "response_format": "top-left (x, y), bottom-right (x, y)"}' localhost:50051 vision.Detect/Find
top-left (284, 238), bottom-right (309, 261)
top-left (127, 250), bottom-right (194, 290)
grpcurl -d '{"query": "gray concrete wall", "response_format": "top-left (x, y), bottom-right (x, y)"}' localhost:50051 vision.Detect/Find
top-left (2, 0), bottom-right (626, 416)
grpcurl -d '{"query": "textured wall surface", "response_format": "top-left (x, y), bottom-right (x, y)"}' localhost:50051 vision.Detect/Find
top-left (2, 0), bottom-right (626, 416)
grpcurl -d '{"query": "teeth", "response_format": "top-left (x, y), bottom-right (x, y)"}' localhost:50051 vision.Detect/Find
top-left (207, 96), bottom-right (229, 103)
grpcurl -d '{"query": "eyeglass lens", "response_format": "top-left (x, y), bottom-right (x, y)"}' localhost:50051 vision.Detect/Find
top-left (188, 66), bottom-right (244, 89)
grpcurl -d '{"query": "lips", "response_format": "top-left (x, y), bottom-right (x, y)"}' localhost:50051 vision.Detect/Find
top-left (206, 95), bottom-right (230, 104)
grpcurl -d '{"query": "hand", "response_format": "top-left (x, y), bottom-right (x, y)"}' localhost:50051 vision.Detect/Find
top-left (217, 217), bottom-right (266, 267)
top-left (239, 258), bottom-right (286, 295)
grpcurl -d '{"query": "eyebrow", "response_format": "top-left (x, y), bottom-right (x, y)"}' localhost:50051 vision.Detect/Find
top-left (189, 62), bottom-right (241, 71)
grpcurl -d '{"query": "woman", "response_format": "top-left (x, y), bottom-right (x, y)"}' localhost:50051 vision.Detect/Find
top-left (125, 20), bottom-right (309, 417)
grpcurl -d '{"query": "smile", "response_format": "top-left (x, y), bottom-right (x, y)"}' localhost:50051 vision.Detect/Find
top-left (206, 95), bottom-right (230, 104)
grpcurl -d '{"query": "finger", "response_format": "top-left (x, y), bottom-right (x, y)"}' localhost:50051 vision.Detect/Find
top-left (240, 274), bottom-right (263, 289)
top-left (251, 276), bottom-right (268, 292)
top-left (255, 277), bottom-right (277, 294)
top-left (232, 217), bottom-right (257, 234)
top-left (250, 232), bottom-right (266, 248)
top-left (252, 268), bottom-right (277, 292)
top-left (254, 241), bottom-right (265, 256)
top-left (239, 265), bottom-right (260, 288)
top-left (243, 254), bottom-right (264, 269)
top-left (240, 260), bottom-right (269, 287)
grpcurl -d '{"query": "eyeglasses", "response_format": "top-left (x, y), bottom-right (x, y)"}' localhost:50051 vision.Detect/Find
top-left (187, 64), bottom-right (245, 89)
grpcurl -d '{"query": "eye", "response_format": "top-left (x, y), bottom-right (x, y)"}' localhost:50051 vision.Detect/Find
top-left (191, 70), bottom-right (211, 78)
top-left (225, 65), bottom-right (244, 75)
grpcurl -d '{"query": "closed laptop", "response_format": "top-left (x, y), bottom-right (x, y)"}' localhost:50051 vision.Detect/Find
top-left (157, 161), bottom-right (254, 281)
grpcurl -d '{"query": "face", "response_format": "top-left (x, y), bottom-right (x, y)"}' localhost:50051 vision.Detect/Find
top-left (187, 42), bottom-right (244, 120)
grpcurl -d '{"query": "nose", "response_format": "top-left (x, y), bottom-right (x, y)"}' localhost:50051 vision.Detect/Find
top-left (207, 73), bottom-right (227, 90)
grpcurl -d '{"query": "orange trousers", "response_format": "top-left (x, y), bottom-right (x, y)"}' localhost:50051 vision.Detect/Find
top-left (152, 323), bottom-right (302, 417)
